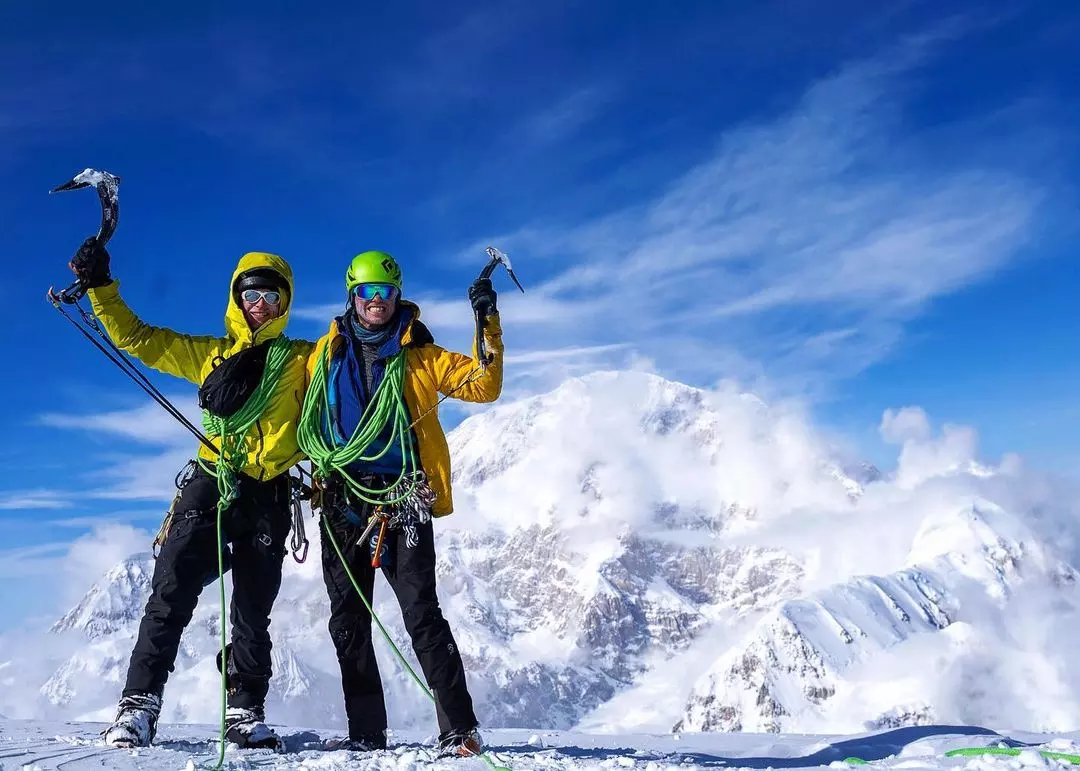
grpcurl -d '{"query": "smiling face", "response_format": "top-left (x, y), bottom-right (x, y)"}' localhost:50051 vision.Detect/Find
top-left (352, 283), bottom-right (400, 328)
top-left (241, 288), bottom-right (283, 330)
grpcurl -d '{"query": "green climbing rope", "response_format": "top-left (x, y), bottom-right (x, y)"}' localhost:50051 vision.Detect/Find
top-left (211, 504), bottom-right (228, 770)
top-left (843, 747), bottom-right (1080, 767)
top-left (296, 339), bottom-right (420, 504)
top-left (197, 335), bottom-right (293, 769)
top-left (945, 747), bottom-right (1080, 764)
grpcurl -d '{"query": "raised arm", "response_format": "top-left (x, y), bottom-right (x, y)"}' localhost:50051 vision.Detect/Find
top-left (431, 314), bottom-right (503, 403)
top-left (87, 281), bottom-right (220, 385)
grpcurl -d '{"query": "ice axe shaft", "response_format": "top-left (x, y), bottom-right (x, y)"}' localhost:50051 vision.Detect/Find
top-left (47, 168), bottom-right (121, 305)
top-left (475, 246), bottom-right (525, 367)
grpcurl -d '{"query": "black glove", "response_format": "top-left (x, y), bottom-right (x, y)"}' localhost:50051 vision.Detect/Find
top-left (69, 237), bottom-right (112, 289)
top-left (468, 277), bottom-right (498, 317)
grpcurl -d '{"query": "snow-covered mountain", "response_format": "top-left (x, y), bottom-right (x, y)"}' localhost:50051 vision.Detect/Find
top-left (4, 370), bottom-right (1080, 736)
top-left (674, 500), bottom-right (1079, 733)
top-left (50, 558), bottom-right (154, 640)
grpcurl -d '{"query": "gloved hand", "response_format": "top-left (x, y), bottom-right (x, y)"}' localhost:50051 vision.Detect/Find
top-left (468, 277), bottom-right (498, 317)
top-left (69, 237), bottom-right (113, 289)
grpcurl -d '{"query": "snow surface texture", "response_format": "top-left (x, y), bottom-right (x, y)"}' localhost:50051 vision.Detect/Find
top-left (4, 371), bottom-right (1080, 740)
top-left (2, 721), bottom-right (1080, 770)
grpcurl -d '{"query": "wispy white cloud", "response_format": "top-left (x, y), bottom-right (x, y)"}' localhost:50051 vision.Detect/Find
top-left (0, 490), bottom-right (70, 511)
top-left (879, 405), bottom-right (999, 490)
top-left (39, 400), bottom-right (198, 446)
top-left (504, 343), bottom-right (633, 365)
top-left (415, 35), bottom-right (1048, 398)
top-left (39, 401), bottom-right (197, 503)
top-left (290, 302), bottom-right (345, 324)
top-left (513, 83), bottom-right (620, 149)
top-left (60, 523), bottom-right (154, 605)
top-left (46, 513), bottom-right (164, 528)
top-left (0, 542), bottom-right (70, 580)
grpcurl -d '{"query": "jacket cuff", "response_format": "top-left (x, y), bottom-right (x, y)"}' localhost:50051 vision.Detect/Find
top-left (87, 279), bottom-right (121, 303)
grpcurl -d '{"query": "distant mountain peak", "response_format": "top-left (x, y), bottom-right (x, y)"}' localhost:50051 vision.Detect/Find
top-left (51, 554), bottom-right (155, 640)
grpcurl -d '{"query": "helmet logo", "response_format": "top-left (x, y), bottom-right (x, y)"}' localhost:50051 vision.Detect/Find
top-left (381, 258), bottom-right (401, 283)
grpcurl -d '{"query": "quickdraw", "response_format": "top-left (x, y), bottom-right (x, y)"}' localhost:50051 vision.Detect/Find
top-left (288, 477), bottom-right (311, 563)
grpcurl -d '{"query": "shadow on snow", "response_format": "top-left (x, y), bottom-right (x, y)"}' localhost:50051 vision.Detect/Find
top-left (482, 725), bottom-right (1026, 768)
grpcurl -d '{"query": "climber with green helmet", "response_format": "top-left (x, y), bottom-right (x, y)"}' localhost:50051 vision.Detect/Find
top-left (298, 250), bottom-right (502, 758)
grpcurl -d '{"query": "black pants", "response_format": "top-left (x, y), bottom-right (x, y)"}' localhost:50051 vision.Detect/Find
top-left (321, 507), bottom-right (477, 737)
top-left (123, 465), bottom-right (291, 709)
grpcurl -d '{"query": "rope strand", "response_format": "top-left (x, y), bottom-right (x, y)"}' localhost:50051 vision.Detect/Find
top-left (199, 333), bottom-right (292, 768)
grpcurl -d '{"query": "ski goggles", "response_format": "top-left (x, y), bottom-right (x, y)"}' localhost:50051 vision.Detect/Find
top-left (353, 283), bottom-right (400, 302)
top-left (240, 288), bottom-right (282, 306)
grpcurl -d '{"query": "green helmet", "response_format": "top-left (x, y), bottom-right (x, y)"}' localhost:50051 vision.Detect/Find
top-left (345, 250), bottom-right (403, 293)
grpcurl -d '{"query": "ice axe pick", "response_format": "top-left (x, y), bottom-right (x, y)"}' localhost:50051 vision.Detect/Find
top-left (47, 168), bottom-right (121, 304)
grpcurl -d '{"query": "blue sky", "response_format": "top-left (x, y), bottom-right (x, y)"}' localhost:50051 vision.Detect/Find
top-left (1, 0), bottom-right (1078, 629)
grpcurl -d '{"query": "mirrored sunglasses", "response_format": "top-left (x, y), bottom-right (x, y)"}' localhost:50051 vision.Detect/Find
top-left (354, 283), bottom-right (400, 302)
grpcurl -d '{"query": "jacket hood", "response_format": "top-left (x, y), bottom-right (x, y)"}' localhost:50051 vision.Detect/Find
top-left (226, 252), bottom-right (295, 343)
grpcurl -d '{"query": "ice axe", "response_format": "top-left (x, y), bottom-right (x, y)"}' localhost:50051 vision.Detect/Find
top-left (47, 168), bottom-right (121, 304)
top-left (475, 246), bottom-right (524, 367)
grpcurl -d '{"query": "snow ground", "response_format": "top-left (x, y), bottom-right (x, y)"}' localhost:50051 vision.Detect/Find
top-left (2, 721), bottom-right (1080, 771)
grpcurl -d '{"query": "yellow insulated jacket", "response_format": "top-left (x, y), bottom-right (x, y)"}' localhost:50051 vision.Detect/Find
top-left (88, 252), bottom-right (315, 481)
top-left (307, 301), bottom-right (503, 516)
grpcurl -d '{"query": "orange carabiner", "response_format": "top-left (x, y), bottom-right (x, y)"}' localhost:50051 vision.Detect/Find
top-left (371, 518), bottom-right (388, 568)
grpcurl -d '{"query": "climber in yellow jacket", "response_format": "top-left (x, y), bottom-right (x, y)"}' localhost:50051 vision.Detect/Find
top-left (68, 238), bottom-right (313, 752)
top-left (297, 250), bottom-right (502, 758)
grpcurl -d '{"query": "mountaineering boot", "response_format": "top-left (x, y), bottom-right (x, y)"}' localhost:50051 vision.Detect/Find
top-left (224, 706), bottom-right (285, 751)
top-left (436, 727), bottom-right (483, 758)
top-left (102, 692), bottom-right (162, 748)
top-left (323, 730), bottom-right (388, 751)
